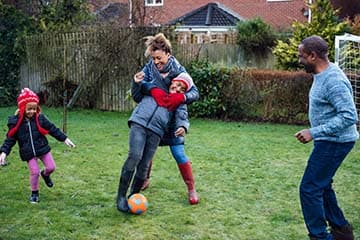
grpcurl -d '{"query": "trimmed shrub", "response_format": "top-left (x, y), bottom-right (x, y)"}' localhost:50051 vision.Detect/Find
top-left (240, 69), bottom-right (312, 124)
top-left (188, 60), bottom-right (313, 124)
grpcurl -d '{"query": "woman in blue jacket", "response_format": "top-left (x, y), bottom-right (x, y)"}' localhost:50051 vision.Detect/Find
top-left (116, 72), bottom-right (193, 212)
top-left (132, 33), bottom-right (199, 205)
top-left (116, 33), bottom-right (199, 211)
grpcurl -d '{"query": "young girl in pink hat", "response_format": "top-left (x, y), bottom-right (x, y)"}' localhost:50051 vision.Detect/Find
top-left (0, 88), bottom-right (75, 203)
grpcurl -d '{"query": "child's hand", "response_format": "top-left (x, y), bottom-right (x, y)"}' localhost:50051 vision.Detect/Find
top-left (134, 71), bottom-right (145, 83)
top-left (175, 127), bottom-right (186, 137)
top-left (64, 138), bottom-right (76, 148)
top-left (0, 152), bottom-right (7, 166)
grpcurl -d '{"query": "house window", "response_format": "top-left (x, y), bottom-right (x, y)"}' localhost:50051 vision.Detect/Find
top-left (145, 0), bottom-right (163, 6)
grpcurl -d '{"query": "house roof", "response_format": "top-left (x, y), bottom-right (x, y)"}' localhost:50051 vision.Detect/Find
top-left (169, 2), bottom-right (243, 27)
top-left (94, 2), bottom-right (128, 23)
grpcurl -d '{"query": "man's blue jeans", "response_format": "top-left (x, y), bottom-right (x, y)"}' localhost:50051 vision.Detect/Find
top-left (300, 140), bottom-right (355, 240)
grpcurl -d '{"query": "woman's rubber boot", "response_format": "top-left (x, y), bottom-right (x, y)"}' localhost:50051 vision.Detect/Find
top-left (141, 160), bottom-right (152, 191)
top-left (178, 162), bottom-right (199, 205)
top-left (116, 169), bottom-right (134, 212)
top-left (130, 176), bottom-right (146, 197)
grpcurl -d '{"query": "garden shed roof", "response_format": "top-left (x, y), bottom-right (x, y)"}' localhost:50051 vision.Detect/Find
top-left (169, 2), bottom-right (243, 27)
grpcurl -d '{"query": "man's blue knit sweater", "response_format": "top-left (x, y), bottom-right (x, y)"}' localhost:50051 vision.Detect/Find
top-left (309, 63), bottom-right (359, 142)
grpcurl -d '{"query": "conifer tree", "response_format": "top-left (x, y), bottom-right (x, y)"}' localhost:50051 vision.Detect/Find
top-left (273, 0), bottom-right (350, 70)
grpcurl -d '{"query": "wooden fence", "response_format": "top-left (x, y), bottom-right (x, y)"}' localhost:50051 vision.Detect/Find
top-left (175, 44), bottom-right (274, 69)
top-left (20, 28), bottom-right (274, 112)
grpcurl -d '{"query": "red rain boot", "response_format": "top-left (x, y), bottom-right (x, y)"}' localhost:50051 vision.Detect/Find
top-left (178, 161), bottom-right (199, 205)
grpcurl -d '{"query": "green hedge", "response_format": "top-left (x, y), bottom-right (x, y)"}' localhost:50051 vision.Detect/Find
top-left (188, 61), bottom-right (312, 124)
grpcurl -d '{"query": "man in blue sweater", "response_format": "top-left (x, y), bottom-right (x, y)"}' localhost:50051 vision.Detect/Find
top-left (295, 35), bottom-right (358, 240)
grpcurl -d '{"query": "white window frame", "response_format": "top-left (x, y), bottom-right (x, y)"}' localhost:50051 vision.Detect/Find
top-left (145, 0), bottom-right (163, 7)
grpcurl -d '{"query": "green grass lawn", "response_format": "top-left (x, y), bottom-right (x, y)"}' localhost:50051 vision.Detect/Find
top-left (0, 107), bottom-right (359, 240)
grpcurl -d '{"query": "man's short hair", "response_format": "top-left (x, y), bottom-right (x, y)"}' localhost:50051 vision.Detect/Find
top-left (301, 35), bottom-right (328, 60)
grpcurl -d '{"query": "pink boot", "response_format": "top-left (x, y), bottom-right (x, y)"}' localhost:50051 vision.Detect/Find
top-left (178, 162), bottom-right (199, 205)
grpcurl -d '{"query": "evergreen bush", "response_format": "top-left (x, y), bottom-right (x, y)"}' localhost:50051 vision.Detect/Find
top-left (186, 60), bottom-right (229, 119)
top-left (0, 4), bottom-right (36, 106)
top-left (273, 0), bottom-right (350, 70)
top-left (236, 17), bottom-right (277, 56)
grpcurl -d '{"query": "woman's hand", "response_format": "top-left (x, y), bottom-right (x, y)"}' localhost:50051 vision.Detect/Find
top-left (134, 71), bottom-right (145, 83)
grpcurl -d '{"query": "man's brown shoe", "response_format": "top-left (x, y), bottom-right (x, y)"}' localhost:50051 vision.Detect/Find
top-left (331, 224), bottom-right (354, 240)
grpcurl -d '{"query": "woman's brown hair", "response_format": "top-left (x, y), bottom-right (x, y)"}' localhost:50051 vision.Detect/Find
top-left (144, 33), bottom-right (172, 57)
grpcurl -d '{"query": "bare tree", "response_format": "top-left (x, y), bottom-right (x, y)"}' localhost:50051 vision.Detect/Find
top-left (129, 0), bottom-right (146, 26)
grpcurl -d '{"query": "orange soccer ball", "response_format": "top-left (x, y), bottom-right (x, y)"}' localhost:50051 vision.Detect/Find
top-left (128, 193), bottom-right (148, 215)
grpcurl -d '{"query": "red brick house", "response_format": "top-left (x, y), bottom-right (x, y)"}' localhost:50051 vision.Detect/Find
top-left (89, 0), bottom-right (308, 29)
top-left (148, 0), bottom-right (308, 30)
top-left (89, 0), bottom-right (309, 43)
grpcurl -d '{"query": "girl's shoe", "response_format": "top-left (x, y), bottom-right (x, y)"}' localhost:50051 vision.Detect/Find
top-left (41, 170), bottom-right (54, 188)
top-left (29, 192), bottom-right (39, 203)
